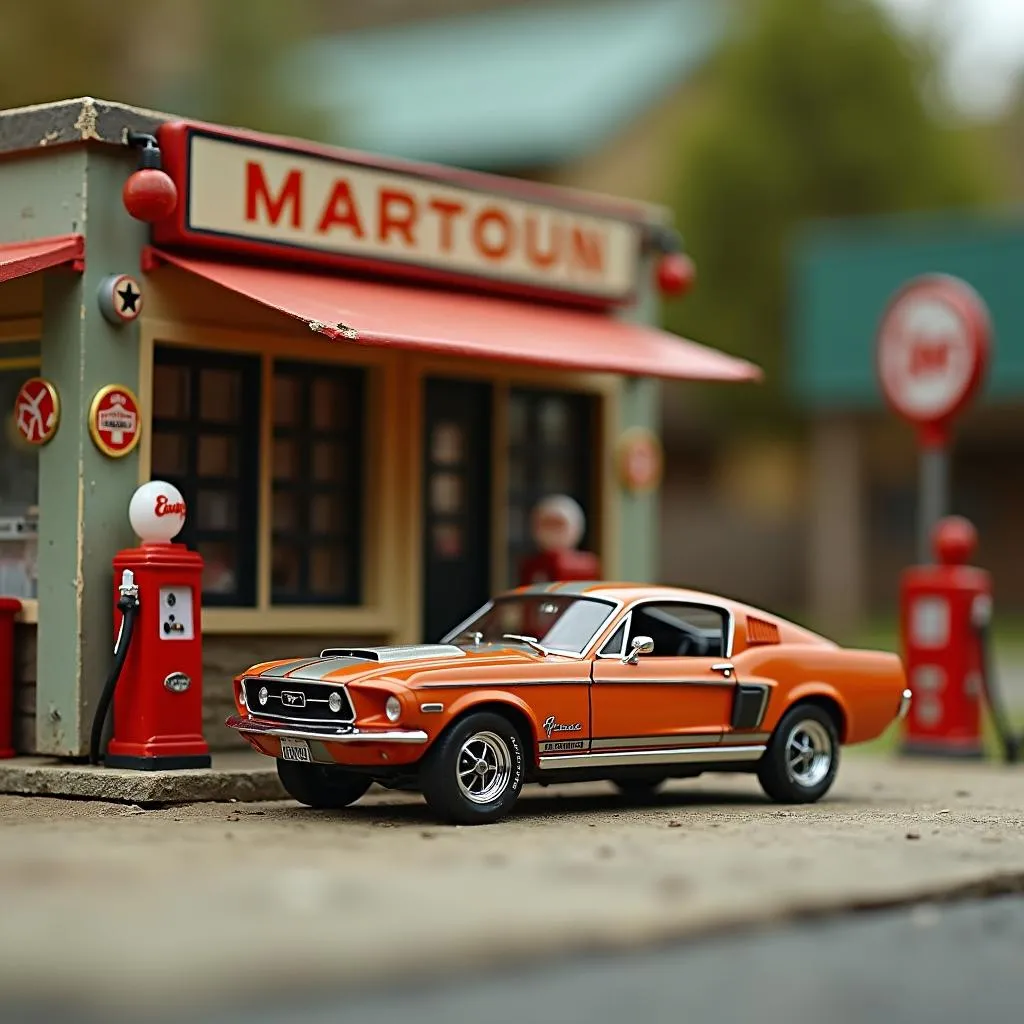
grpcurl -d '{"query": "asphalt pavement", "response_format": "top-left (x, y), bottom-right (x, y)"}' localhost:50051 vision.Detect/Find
top-left (4, 895), bottom-right (1023, 1024)
top-left (217, 894), bottom-right (1024, 1024)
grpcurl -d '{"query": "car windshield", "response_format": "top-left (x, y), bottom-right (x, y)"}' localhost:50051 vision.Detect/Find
top-left (443, 595), bottom-right (616, 655)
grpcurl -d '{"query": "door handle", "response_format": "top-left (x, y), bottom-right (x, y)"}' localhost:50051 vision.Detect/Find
top-left (711, 662), bottom-right (734, 678)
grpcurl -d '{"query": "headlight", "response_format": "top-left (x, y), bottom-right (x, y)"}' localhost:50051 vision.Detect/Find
top-left (328, 691), bottom-right (343, 714)
top-left (258, 686), bottom-right (268, 706)
top-left (385, 696), bottom-right (402, 722)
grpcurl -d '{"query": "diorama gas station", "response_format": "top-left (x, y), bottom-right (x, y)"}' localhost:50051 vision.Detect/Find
top-left (0, 97), bottom-right (760, 776)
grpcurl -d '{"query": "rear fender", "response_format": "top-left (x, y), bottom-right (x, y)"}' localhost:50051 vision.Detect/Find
top-left (781, 683), bottom-right (852, 743)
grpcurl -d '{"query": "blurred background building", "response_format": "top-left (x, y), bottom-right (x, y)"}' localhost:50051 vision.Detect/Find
top-left (4, 0), bottom-right (1024, 640)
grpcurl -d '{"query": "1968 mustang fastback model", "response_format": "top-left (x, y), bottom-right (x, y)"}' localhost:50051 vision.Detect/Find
top-left (226, 583), bottom-right (911, 825)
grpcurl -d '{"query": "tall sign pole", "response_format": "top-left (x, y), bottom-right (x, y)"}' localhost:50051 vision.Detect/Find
top-left (876, 275), bottom-right (991, 564)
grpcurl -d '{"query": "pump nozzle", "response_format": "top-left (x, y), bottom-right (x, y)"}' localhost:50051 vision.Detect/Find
top-left (118, 569), bottom-right (138, 600)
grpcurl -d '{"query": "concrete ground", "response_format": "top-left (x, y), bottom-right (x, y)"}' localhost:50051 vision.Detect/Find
top-left (1, 752), bottom-right (1022, 1020)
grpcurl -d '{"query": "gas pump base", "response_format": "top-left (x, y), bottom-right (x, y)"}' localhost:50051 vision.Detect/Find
top-left (103, 752), bottom-right (213, 771)
top-left (900, 740), bottom-right (985, 759)
top-left (104, 726), bottom-right (211, 770)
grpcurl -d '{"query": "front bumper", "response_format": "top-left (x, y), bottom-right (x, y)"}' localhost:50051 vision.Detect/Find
top-left (897, 688), bottom-right (913, 721)
top-left (224, 714), bottom-right (429, 745)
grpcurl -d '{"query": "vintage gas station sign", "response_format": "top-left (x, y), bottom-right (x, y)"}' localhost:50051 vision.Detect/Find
top-left (88, 384), bottom-right (142, 458)
top-left (876, 273), bottom-right (992, 564)
top-left (153, 123), bottom-right (645, 305)
top-left (876, 274), bottom-right (991, 446)
top-left (13, 376), bottom-right (60, 446)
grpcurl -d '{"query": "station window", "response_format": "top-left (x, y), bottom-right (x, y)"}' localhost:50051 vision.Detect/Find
top-left (270, 361), bottom-right (364, 605)
top-left (151, 346), bottom-right (367, 608)
top-left (151, 348), bottom-right (261, 606)
top-left (0, 345), bottom-right (41, 600)
top-left (506, 387), bottom-right (596, 583)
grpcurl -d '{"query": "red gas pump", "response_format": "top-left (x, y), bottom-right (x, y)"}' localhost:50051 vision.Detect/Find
top-left (0, 596), bottom-right (21, 759)
top-left (518, 494), bottom-right (601, 585)
top-left (900, 515), bottom-right (1021, 762)
top-left (89, 481), bottom-right (210, 770)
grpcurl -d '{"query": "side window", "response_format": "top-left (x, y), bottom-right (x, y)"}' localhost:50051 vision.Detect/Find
top-left (598, 621), bottom-right (627, 658)
top-left (627, 603), bottom-right (726, 658)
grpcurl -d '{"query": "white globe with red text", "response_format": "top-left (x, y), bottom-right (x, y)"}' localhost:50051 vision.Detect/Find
top-left (129, 480), bottom-right (187, 543)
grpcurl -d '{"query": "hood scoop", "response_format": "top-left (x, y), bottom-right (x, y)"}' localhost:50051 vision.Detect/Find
top-left (318, 644), bottom-right (467, 663)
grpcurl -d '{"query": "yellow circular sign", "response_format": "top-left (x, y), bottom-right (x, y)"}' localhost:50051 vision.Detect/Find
top-left (617, 427), bottom-right (663, 494)
top-left (88, 384), bottom-right (143, 458)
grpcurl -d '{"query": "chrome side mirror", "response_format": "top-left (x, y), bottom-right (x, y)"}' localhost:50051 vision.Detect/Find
top-left (623, 635), bottom-right (654, 665)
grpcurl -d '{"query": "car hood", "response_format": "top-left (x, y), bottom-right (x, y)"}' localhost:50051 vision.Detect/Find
top-left (245, 642), bottom-right (556, 689)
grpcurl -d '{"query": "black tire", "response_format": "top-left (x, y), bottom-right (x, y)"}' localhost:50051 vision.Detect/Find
top-left (757, 703), bottom-right (840, 804)
top-left (276, 759), bottom-right (373, 809)
top-left (612, 776), bottom-right (666, 799)
top-left (419, 712), bottom-right (526, 825)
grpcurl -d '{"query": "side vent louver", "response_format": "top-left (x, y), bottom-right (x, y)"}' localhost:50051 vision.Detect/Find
top-left (746, 617), bottom-right (780, 646)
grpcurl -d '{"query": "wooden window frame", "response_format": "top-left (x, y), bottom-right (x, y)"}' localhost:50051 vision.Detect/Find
top-left (140, 319), bottom-right (401, 637)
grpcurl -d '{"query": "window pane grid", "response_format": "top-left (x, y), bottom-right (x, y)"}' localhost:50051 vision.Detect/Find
top-left (271, 361), bottom-right (364, 606)
top-left (151, 347), bottom-right (260, 607)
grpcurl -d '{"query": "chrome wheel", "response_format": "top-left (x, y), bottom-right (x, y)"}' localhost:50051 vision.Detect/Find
top-left (784, 719), bottom-right (833, 788)
top-left (456, 730), bottom-right (512, 804)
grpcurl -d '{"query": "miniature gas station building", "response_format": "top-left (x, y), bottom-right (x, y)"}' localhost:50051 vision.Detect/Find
top-left (0, 97), bottom-right (758, 760)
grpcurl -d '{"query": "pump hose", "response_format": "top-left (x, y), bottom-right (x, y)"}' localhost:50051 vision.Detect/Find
top-left (88, 597), bottom-right (139, 766)
top-left (976, 622), bottom-right (1022, 765)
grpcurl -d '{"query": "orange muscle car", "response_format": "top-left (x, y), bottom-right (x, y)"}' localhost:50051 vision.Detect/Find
top-left (225, 583), bottom-right (911, 824)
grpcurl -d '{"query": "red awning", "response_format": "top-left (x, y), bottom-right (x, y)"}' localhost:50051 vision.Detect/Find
top-left (0, 235), bottom-right (85, 283)
top-left (149, 250), bottom-right (761, 383)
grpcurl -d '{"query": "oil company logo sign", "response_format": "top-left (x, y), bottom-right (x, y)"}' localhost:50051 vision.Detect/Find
top-left (13, 377), bottom-right (60, 446)
top-left (89, 384), bottom-right (142, 458)
top-left (876, 275), bottom-right (991, 433)
top-left (164, 128), bottom-right (642, 302)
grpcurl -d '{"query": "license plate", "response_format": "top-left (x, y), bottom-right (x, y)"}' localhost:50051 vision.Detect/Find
top-left (280, 737), bottom-right (312, 762)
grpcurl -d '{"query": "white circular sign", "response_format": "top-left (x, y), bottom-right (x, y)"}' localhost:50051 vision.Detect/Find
top-left (129, 480), bottom-right (186, 543)
top-left (530, 494), bottom-right (585, 553)
top-left (876, 276), bottom-right (990, 431)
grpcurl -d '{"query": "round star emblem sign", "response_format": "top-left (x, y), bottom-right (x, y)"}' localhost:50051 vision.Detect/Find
top-left (97, 273), bottom-right (144, 325)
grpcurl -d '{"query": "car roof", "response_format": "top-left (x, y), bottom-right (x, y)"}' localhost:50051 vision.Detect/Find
top-left (499, 580), bottom-right (832, 643)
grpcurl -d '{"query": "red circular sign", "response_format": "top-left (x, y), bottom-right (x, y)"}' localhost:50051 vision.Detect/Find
top-left (876, 274), bottom-right (991, 443)
top-left (88, 384), bottom-right (142, 458)
top-left (14, 377), bottom-right (60, 446)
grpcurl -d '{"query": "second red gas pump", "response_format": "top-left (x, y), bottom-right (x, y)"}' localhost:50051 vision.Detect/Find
top-left (89, 481), bottom-right (210, 770)
top-left (900, 515), bottom-right (1022, 763)
top-left (518, 494), bottom-right (600, 585)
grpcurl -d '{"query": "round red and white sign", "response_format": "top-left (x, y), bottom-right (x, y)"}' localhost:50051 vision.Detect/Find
top-left (88, 384), bottom-right (142, 458)
top-left (876, 275), bottom-right (991, 436)
top-left (13, 376), bottom-right (60, 446)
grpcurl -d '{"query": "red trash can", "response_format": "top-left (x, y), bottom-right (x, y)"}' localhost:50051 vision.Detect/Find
top-left (0, 597), bottom-right (22, 759)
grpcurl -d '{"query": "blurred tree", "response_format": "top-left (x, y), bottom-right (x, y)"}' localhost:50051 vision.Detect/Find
top-left (663, 0), bottom-right (997, 436)
top-left (0, 0), bottom-right (330, 140)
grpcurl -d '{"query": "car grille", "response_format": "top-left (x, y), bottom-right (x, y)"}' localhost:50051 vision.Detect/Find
top-left (241, 677), bottom-right (356, 725)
